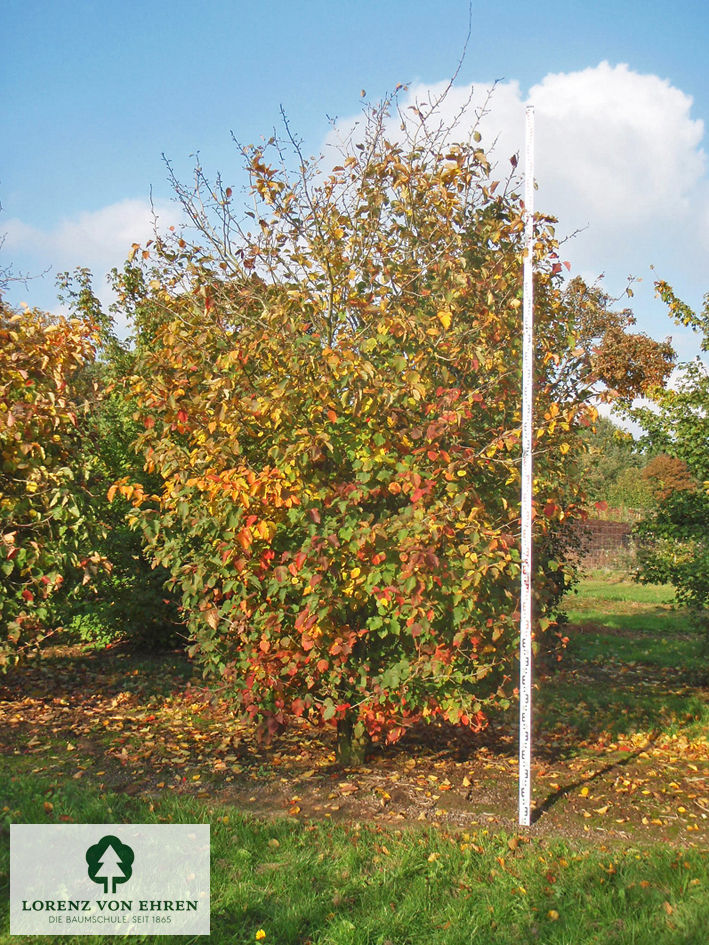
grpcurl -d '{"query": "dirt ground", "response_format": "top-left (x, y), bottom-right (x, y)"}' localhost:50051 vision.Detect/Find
top-left (1, 637), bottom-right (707, 848)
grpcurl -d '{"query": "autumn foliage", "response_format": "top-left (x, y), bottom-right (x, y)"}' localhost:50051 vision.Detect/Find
top-left (0, 304), bottom-right (98, 665)
top-left (110, 95), bottom-right (672, 755)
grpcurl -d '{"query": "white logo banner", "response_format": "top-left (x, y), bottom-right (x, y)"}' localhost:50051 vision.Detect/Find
top-left (10, 824), bottom-right (210, 935)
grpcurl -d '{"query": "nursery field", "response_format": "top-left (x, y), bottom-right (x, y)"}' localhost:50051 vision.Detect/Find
top-left (1, 574), bottom-right (707, 944)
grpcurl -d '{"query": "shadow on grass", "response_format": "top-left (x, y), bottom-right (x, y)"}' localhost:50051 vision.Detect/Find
top-left (532, 747), bottom-right (646, 824)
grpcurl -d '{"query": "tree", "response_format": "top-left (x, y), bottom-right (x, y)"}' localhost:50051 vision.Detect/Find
top-left (119, 92), bottom-right (672, 760)
top-left (640, 453), bottom-right (696, 503)
top-left (0, 274), bottom-right (181, 668)
top-left (630, 283), bottom-right (709, 639)
top-left (575, 415), bottom-right (648, 508)
top-left (0, 300), bottom-right (100, 667)
top-left (50, 269), bottom-right (182, 649)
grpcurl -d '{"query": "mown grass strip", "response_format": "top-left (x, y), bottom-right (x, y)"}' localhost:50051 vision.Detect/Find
top-left (1, 773), bottom-right (708, 945)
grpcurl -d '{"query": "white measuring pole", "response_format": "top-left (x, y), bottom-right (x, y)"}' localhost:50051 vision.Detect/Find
top-left (519, 105), bottom-right (535, 829)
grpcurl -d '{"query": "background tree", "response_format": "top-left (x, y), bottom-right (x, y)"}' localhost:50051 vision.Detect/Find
top-left (0, 300), bottom-right (99, 666)
top-left (49, 269), bottom-right (182, 649)
top-left (0, 270), bottom-right (181, 668)
top-left (640, 453), bottom-right (696, 503)
top-left (630, 283), bottom-right (708, 643)
top-left (118, 92), bottom-right (673, 759)
top-left (576, 415), bottom-right (649, 508)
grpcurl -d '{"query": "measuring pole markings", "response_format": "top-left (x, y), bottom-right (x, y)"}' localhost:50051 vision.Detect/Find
top-left (519, 104), bottom-right (535, 829)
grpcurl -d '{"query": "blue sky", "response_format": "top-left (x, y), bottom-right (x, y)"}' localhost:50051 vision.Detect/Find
top-left (3, 0), bottom-right (708, 359)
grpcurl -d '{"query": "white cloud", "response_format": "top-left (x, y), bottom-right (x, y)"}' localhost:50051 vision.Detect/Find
top-left (3, 198), bottom-right (182, 333)
top-left (530, 62), bottom-right (705, 231)
top-left (331, 62), bottom-right (706, 235)
top-left (4, 198), bottom-right (180, 275)
top-left (325, 64), bottom-right (708, 348)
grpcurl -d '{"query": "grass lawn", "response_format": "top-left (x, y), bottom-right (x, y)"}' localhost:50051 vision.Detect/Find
top-left (1, 573), bottom-right (707, 943)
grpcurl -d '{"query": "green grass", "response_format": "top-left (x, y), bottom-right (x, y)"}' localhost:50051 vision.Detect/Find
top-left (537, 577), bottom-right (709, 745)
top-left (540, 676), bottom-right (708, 742)
top-left (570, 575), bottom-right (676, 604)
top-left (568, 630), bottom-right (704, 670)
top-left (562, 576), bottom-right (701, 641)
top-left (2, 773), bottom-right (708, 945)
top-left (2, 574), bottom-right (708, 943)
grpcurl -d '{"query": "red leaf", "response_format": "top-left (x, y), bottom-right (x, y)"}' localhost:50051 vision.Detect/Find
top-left (294, 551), bottom-right (307, 570)
top-left (292, 698), bottom-right (305, 717)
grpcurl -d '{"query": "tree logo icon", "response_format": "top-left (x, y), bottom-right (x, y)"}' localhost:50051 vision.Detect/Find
top-left (85, 835), bottom-right (134, 894)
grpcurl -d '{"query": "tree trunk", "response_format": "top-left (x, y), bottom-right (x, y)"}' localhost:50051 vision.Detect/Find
top-left (336, 711), bottom-right (370, 766)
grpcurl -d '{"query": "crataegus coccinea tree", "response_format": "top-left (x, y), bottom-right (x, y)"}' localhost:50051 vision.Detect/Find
top-left (120, 92), bottom-right (672, 760)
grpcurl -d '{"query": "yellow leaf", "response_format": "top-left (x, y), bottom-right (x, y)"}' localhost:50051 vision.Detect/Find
top-left (594, 805), bottom-right (610, 815)
top-left (255, 931), bottom-right (266, 941)
top-left (437, 310), bottom-right (452, 330)
top-left (548, 910), bottom-right (559, 921)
